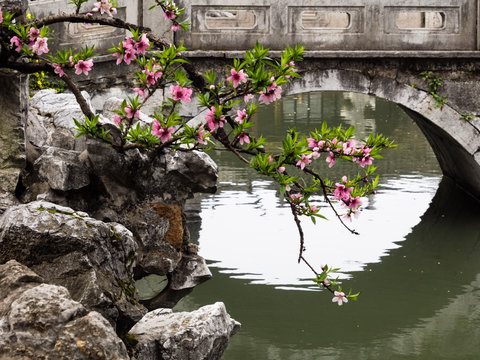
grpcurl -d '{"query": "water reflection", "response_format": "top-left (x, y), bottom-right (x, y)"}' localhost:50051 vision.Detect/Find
top-left (179, 92), bottom-right (480, 359)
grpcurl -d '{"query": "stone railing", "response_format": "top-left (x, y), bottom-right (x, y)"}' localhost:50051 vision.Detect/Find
top-left (176, 0), bottom-right (479, 51)
top-left (28, 0), bottom-right (480, 54)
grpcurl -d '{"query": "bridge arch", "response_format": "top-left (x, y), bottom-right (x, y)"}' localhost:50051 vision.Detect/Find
top-left (283, 69), bottom-right (480, 199)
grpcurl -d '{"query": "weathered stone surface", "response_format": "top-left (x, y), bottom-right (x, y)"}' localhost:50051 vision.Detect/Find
top-left (0, 0), bottom-right (27, 16)
top-left (142, 252), bottom-right (212, 310)
top-left (0, 201), bottom-right (146, 330)
top-left (35, 147), bottom-right (91, 191)
top-left (0, 260), bottom-right (129, 360)
top-left (0, 70), bottom-right (28, 212)
top-left (129, 302), bottom-right (240, 360)
top-left (27, 89), bottom-right (93, 151)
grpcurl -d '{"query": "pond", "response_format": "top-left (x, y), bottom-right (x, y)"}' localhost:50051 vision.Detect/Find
top-left (177, 91), bottom-right (480, 359)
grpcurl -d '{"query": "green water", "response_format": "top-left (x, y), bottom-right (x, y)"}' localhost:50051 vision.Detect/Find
top-left (178, 92), bottom-right (480, 359)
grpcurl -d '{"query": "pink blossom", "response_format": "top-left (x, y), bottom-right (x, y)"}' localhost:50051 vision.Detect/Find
top-left (296, 154), bottom-right (312, 170)
top-left (205, 106), bottom-right (226, 131)
top-left (268, 156), bottom-right (274, 163)
top-left (171, 24), bottom-right (180, 31)
top-left (10, 36), bottom-right (22, 52)
top-left (209, 85), bottom-right (215, 91)
top-left (74, 59), bottom-right (93, 75)
top-left (226, 68), bottom-right (248, 88)
top-left (122, 37), bottom-right (135, 50)
top-left (342, 140), bottom-right (355, 155)
top-left (347, 196), bottom-right (362, 210)
top-left (123, 49), bottom-right (136, 65)
top-left (112, 115), bottom-right (122, 125)
top-left (334, 184), bottom-right (353, 201)
top-left (307, 138), bottom-right (317, 148)
top-left (152, 121), bottom-right (175, 143)
top-left (326, 151), bottom-right (335, 168)
top-left (332, 291), bottom-right (348, 306)
top-left (135, 34), bottom-right (150, 54)
top-left (112, 52), bottom-right (123, 65)
top-left (133, 87), bottom-right (147, 99)
top-left (31, 37), bottom-right (49, 56)
top-left (169, 85), bottom-right (192, 103)
top-left (29, 27), bottom-right (40, 41)
top-left (259, 82), bottom-right (282, 104)
top-left (290, 193), bottom-right (302, 202)
top-left (52, 63), bottom-right (64, 77)
top-left (143, 69), bottom-right (156, 87)
top-left (197, 125), bottom-right (208, 145)
top-left (285, 61), bottom-right (297, 79)
top-left (0, 7), bottom-right (3, 24)
top-left (163, 9), bottom-right (175, 20)
top-left (357, 154), bottom-right (374, 168)
top-left (68, 56), bottom-right (74, 67)
top-left (278, 166), bottom-right (286, 173)
top-left (124, 105), bottom-right (139, 119)
top-left (310, 205), bottom-right (318, 213)
top-left (235, 109), bottom-right (247, 124)
top-left (238, 133), bottom-right (250, 145)
top-left (92, 0), bottom-right (117, 17)
top-left (244, 94), bottom-right (254, 102)
top-left (341, 175), bottom-right (348, 184)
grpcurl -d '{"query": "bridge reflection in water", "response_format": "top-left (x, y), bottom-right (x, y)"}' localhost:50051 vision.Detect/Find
top-left (180, 92), bottom-right (480, 360)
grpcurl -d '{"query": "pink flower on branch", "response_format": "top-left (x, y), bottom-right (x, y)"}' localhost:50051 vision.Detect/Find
top-left (74, 59), bottom-right (93, 75)
top-left (135, 34), bottom-right (150, 54)
top-left (226, 68), bottom-right (248, 88)
top-left (133, 87), bottom-right (147, 99)
top-left (238, 133), bottom-right (250, 145)
top-left (112, 52), bottom-right (123, 65)
top-left (31, 37), bottom-right (49, 56)
top-left (171, 24), bottom-right (180, 31)
top-left (326, 151), bottom-right (335, 168)
top-left (52, 63), bottom-right (64, 77)
top-left (205, 106), bottom-right (226, 132)
top-left (235, 109), bottom-right (247, 124)
top-left (332, 291), bottom-right (348, 306)
top-left (169, 85), bottom-right (192, 103)
top-left (196, 125), bottom-right (208, 145)
top-left (333, 183), bottom-right (353, 202)
top-left (152, 121), bottom-right (175, 143)
top-left (259, 82), bottom-right (282, 104)
top-left (163, 9), bottom-right (175, 20)
top-left (10, 36), bottom-right (22, 52)
top-left (296, 154), bottom-right (312, 170)
top-left (123, 49), bottom-right (136, 65)
top-left (92, 0), bottom-right (117, 17)
top-left (112, 115), bottom-right (122, 125)
top-left (124, 105), bottom-right (139, 119)
top-left (0, 7), bottom-right (3, 24)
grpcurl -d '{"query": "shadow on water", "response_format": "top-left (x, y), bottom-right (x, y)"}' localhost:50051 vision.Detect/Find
top-left (178, 177), bottom-right (480, 359)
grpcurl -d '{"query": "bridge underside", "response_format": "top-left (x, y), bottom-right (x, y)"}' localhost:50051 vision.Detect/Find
top-left (185, 55), bottom-right (480, 200)
top-left (282, 64), bottom-right (480, 200)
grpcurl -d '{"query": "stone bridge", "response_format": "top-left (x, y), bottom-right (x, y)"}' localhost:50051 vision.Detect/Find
top-left (27, 0), bottom-right (480, 198)
top-left (175, 0), bottom-right (480, 199)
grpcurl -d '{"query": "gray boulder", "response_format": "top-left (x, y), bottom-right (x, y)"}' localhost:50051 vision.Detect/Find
top-left (0, 201), bottom-right (146, 332)
top-left (0, 260), bottom-right (129, 360)
top-left (129, 302), bottom-right (240, 360)
top-left (0, 70), bottom-right (28, 213)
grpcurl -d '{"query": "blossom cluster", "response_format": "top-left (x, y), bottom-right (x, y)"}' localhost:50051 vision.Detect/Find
top-left (112, 34), bottom-right (150, 65)
top-left (306, 137), bottom-right (374, 169)
top-left (11, 27), bottom-right (48, 56)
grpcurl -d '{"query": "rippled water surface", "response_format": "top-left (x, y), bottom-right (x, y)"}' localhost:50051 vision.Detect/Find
top-left (177, 92), bottom-right (480, 359)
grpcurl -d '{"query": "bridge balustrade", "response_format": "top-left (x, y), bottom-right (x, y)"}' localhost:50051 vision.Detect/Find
top-left (176, 0), bottom-right (479, 51)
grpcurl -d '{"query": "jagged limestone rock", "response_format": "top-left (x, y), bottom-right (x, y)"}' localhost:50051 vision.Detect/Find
top-left (129, 302), bottom-right (240, 360)
top-left (0, 70), bottom-right (28, 213)
top-left (0, 260), bottom-right (129, 360)
top-left (0, 201), bottom-right (146, 332)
